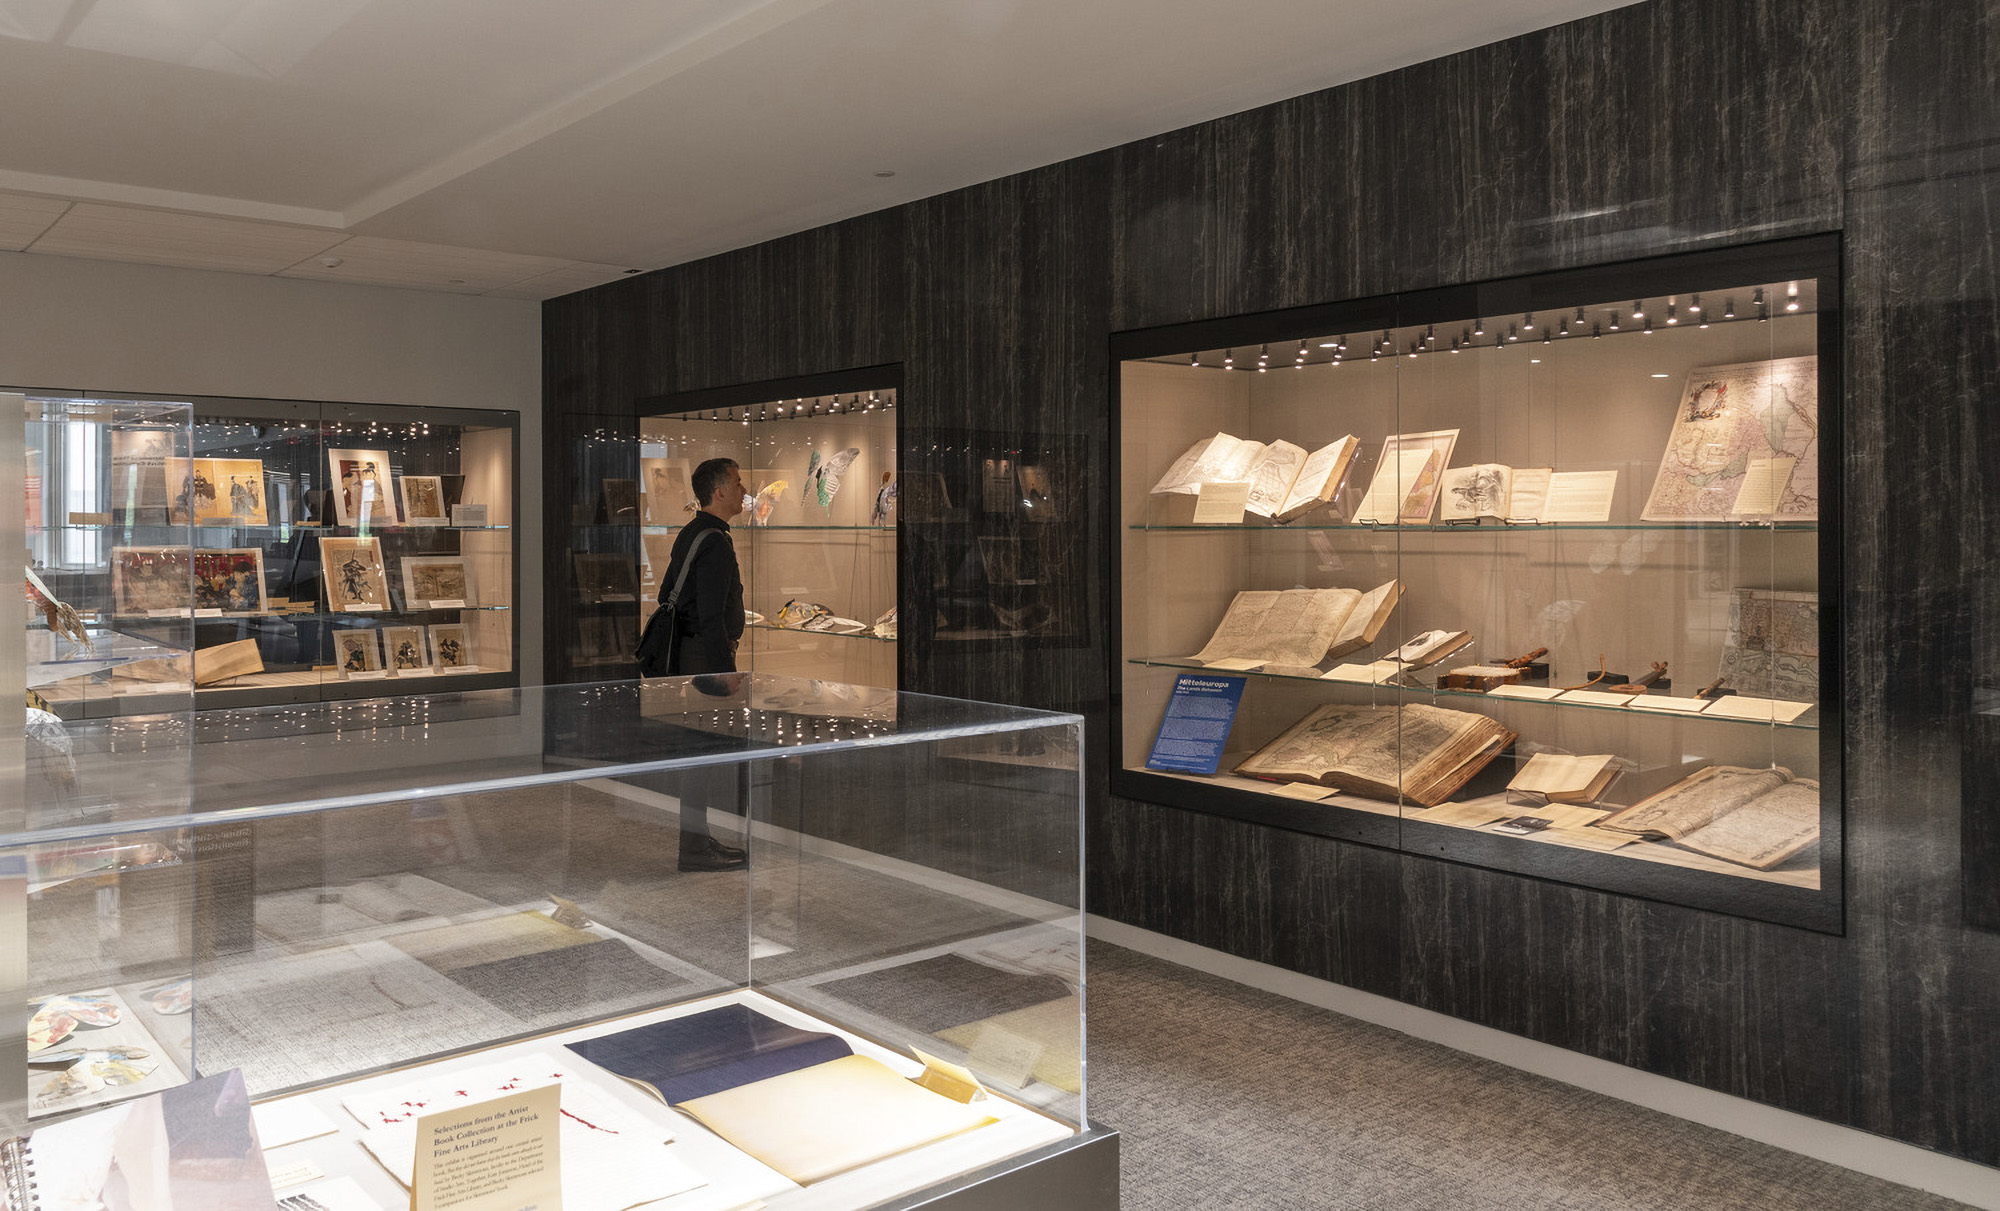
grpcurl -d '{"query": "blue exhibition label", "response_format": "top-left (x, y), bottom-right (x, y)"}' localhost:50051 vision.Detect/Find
top-left (1145, 673), bottom-right (1247, 775)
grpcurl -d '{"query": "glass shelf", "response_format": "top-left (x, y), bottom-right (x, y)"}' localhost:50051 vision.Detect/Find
top-left (105, 604), bottom-right (512, 621)
top-left (638, 523), bottom-right (896, 533)
top-left (31, 523), bottom-right (511, 532)
top-left (751, 621), bottom-right (897, 643)
top-left (1130, 521), bottom-right (1819, 533)
top-left (1127, 657), bottom-right (1819, 731)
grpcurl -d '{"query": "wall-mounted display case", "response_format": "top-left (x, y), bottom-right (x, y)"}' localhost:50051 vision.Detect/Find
top-left (3, 677), bottom-right (1108, 1209)
top-left (18, 391), bottom-right (518, 717)
top-left (631, 370), bottom-right (901, 689)
top-left (1114, 235), bottom-right (1841, 930)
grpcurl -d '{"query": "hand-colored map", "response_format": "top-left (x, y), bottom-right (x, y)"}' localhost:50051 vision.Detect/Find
top-left (1641, 356), bottom-right (1818, 521)
top-left (1718, 588), bottom-right (1819, 702)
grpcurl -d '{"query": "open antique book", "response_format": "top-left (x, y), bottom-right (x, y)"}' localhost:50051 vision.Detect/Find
top-left (1234, 702), bottom-right (1515, 807)
top-left (1189, 580), bottom-right (1402, 669)
top-left (1151, 432), bottom-right (1360, 522)
top-left (1439, 464), bottom-right (1552, 523)
top-left (1592, 764), bottom-right (1819, 869)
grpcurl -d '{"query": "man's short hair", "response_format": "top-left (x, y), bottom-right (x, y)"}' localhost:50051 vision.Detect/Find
top-left (691, 457), bottom-right (740, 506)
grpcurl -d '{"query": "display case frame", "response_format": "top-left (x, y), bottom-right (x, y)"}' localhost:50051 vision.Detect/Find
top-left (5, 675), bottom-right (1107, 1209)
top-left (633, 365), bottom-right (905, 690)
top-left (16, 388), bottom-right (521, 717)
top-left (1111, 234), bottom-right (1844, 932)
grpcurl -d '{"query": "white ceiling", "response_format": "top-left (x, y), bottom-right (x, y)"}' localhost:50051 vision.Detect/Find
top-left (0, 0), bottom-right (1635, 300)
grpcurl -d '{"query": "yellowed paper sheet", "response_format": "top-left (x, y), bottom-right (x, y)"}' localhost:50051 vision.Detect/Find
top-left (1409, 803), bottom-right (1512, 829)
top-left (1351, 448), bottom-right (1437, 524)
top-left (1541, 470), bottom-right (1619, 522)
top-left (1324, 661), bottom-right (1403, 684)
top-left (1265, 782), bottom-right (1340, 802)
top-left (1192, 480), bottom-right (1252, 523)
top-left (677, 1055), bottom-right (997, 1185)
top-left (1624, 695), bottom-right (1716, 714)
top-left (1562, 688), bottom-right (1641, 707)
top-left (1729, 455), bottom-right (1798, 516)
top-left (1701, 695), bottom-right (1814, 723)
top-left (1487, 683), bottom-right (1567, 701)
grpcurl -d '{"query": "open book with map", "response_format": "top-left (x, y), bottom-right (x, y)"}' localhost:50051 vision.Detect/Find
top-left (1234, 702), bottom-right (1515, 806)
top-left (1592, 764), bottom-right (1819, 869)
top-left (1150, 432), bottom-right (1361, 522)
top-left (1187, 581), bottom-right (1402, 670)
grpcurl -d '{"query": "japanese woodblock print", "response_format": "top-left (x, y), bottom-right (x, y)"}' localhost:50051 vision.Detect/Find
top-left (191, 548), bottom-right (266, 612)
top-left (111, 546), bottom-right (192, 614)
top-left (429, 623), bottom-right (471, 670)
top-left (400, 556), bottom-right (477, 607)
top-left (400, 475), bottom-right (448, 524)
top-left (382, 625), bottom-right (429, 672)
top-left (327, 447), bottom-right (398, 526)
top-left (334, 629), bottom-right (381, 674)
top-left (320, 536), bottom-right (391, 611)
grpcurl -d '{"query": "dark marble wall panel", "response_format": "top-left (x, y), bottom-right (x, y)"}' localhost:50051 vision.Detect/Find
top-left (540, 0), bottom-right (2000, 1167)
top-left (1095, 794), bottom-right (1403, 998)
top-left (670, 209), bottom-right (906, 392)
top-left (1846, 0), bottom-right (2000, 1160)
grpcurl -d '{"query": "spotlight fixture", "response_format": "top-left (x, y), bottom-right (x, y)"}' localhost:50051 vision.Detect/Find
top-left (1786, 283), bottom-right (1800, 311)
top-left (1558, 316), bottom-right (1570, 336)
top-left (1543, 329), bottom-right (1552, 344)
top-left (1593, 323), bottom-right (1603, 338)
top-left (1407, 341), bottom-right (1419, 358)
top-left (1666, 303), bottom-right (1678, 325)
top-left (1190, 351), bottom-right (1201, 367)
top-left (1522, 313), bottom-right (1535, 330)
top-left (1473, 318), bottom-right (1486, 336)
top-left (1574, 306), bottom-right (1586, 324)
top-left (1224, 348), bottom-right (1234, 368)
top-left (1752, 287), bottom-right (1765, 307)
top-left (1689, 294), bottom-right (1703, 313)
top-left (1296, 340), bottom-right (1308, 360)
top-left (1608, 311), bottom-right (1621, 331)
top-left (1632, 300), bottom-right (1645, 319)
top-left (1450, 337), bottom-right (1461, 353)
top-left (1507, 323), bottom-right (1519, 342)
top-left (1643, 315), bottom-right (1653, 333)
top-left (1257, 343), bottom-right (1269, 366)
top-left (1723, 297), bottom-right (1737, 319)
top-left (1424, 324), bottom-right (1436, 345)
top-left (1338, 334), bottom-right (1348, 352)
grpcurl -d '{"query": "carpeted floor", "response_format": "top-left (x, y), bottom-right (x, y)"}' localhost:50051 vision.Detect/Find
top-left (1085, 942), bottom-right (1972, 1211)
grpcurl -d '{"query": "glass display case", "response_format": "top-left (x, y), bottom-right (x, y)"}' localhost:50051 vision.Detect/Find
top-left (17, 390), bottom-right (518, 717)
top-left (3, 677), bottom-right (1104, 1209)
top-left (1114, 235), bottom-right (1841, 930)
top-left (636, 376), bottom-right (899, 689)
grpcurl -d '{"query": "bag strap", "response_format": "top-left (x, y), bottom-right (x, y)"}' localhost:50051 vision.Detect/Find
top-left (662, 528), bottom-right (719, 614)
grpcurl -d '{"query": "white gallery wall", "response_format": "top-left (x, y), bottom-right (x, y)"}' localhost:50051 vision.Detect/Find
top-left (0, 250), bottom-right (546, 685)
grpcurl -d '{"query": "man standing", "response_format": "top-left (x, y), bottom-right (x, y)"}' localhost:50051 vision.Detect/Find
top-left (660, 456), bottom-right (749, 871)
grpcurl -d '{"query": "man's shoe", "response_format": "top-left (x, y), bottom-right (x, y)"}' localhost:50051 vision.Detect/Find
top-left (678, 835), bottom-right (748, 872)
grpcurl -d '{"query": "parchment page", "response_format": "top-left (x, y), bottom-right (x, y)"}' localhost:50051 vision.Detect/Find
top-left (1509, 753), bottom-right (1614, 797)
top-left (1729, 456), bottom-right (1799, 516)
top-left (1190, 591), bottom-right (1279, 663)
top-left (1505, 467), bottom-right (1553, 521)
top-left (1254, 588), bottom-right (1362, 666)
top-left (1352, 449), bottom-right (1437, 523)
top-left (1674, 776), bottom-right (1820, 868)
top-left (1151, 433), bottom-right (1229, 494)
top-left (1596, 765), bottom-right (1790, 837)
top-left (1541, 470), bottom-right (1619, 522)
top-left (1277, 437), bottom-right (1358, 518)
top-left (1244, 440), bottom-right (1308, 517)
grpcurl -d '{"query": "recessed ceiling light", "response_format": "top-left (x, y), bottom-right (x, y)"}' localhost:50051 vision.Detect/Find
top-left (1651, 373), bottom-right (1670, 378)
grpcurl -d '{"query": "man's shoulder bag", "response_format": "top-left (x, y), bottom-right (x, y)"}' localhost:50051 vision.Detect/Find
top-left (635, 529), bottom-right (717, 677)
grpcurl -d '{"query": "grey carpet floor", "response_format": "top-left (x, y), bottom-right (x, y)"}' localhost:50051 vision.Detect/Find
top-left (1086, 942), bottom-right (1971, 1211)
